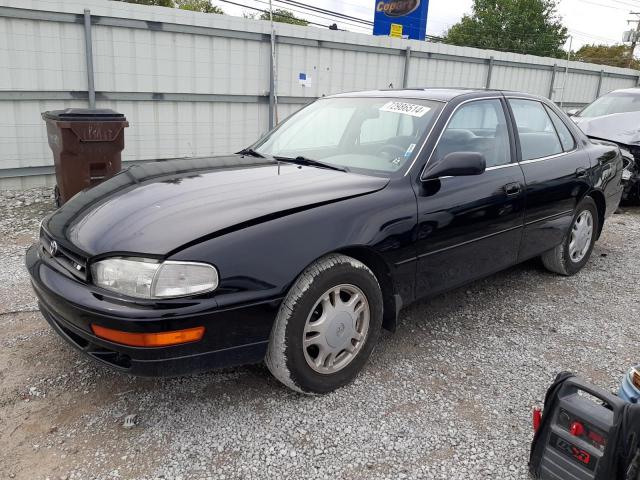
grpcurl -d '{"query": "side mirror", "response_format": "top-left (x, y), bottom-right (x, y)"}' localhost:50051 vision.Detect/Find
top-left (422, 151), bottom-right (486, 180)
top-left (566, 108), bottom-right (580, 117)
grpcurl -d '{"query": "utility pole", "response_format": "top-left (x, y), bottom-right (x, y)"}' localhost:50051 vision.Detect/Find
top-left (268, 0), bottom-right (279, 128)
top-left (628, 13), bottom-right (640, 68)
top-left (559, 35), bottom-right (572, 109)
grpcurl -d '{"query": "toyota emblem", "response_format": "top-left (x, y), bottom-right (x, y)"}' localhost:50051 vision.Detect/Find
top-left (49, 240), bottom-right (58, 256)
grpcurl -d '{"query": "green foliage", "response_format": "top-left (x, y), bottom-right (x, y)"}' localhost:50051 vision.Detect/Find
top-left (443, 0), bottom-right (568, 57)
top-left (114, 0), bottom-right (224, 14)
top-left (176, 0), bottom-right (224, 14)
top-left (114, 0), bottom-right (175, 6)
top-left (259, 8), bottom-right (309, 26)
top-left (574, 44), bottom-right (637, 69)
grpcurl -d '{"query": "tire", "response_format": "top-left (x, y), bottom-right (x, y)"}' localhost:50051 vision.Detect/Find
top-left (541, 197), bottom-right (598, 276)
top-left (54, 185), bottom-right (61, 208)
top-left (265, 254), bottom-right (383, 394)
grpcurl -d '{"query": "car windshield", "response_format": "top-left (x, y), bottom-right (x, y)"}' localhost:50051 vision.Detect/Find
top-left (253, 97), bottom-right (444, 175)
top-left (579, 91), bottom-right (640, 117)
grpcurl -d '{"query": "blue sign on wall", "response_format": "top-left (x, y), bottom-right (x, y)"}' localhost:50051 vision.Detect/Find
top-left (373, 0), bottom-right (429, 41)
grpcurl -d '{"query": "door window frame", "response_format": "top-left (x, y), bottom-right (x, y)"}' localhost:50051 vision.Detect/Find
top-left (505, 96), bottom-right (579, 165)
top-left (419, 96), bottom-right (518, 181)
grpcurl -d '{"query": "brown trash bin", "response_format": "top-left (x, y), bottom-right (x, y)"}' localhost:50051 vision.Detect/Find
top-left (42, 109), bottom-right (129, 206)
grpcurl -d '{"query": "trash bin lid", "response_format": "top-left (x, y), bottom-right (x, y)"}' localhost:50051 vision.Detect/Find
top-left (42, 108), bottom-right (126, 121)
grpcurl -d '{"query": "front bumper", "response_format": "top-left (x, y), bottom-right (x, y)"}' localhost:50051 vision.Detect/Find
top-left (26, 244), bottom-right (282, 376)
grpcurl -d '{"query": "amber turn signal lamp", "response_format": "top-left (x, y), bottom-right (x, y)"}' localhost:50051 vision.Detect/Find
top-left (91, 324), bottom-right (205, 347)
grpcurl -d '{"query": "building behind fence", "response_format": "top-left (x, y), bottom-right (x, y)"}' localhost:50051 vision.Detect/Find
top-left (1, 0), bottom-right (639, 188)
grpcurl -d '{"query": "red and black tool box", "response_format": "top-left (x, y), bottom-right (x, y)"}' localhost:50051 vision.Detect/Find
top-left (530, 372), bottom-right (640, 480)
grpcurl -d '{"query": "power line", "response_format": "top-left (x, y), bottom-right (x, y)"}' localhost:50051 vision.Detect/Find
top-left (215, 0), bottom-right (336, 29)
top-left (578, 0), bottom-right (631, 11)
top-left (269, 0), bottom-right (371, 30)
top-left (260, 0), bottom-right (369, 30)
top-left (611, 0), bottom-right (640, 8)
top-left (216, 0), bottom-right (371, 32)
top-left (275, 0), bottom-right (374, 26)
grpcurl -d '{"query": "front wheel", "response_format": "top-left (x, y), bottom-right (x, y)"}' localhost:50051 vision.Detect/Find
top-left (541, 197), bottom-right (598, 276)
top-left (265, 254), bottom-right (383, 394)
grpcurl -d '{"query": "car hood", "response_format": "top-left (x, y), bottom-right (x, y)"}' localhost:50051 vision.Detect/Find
top-left (44, 156), bottom-right (389, 257)
top-left (573, 111), bottom-right (640, 146)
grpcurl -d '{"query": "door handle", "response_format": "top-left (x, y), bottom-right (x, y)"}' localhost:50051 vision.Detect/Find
top-left (504, 182), bottom-right (522, 197)
top-left (504, 183), bottom-right (521, 196)
top-left (576, 168), bottom-right (588, 179)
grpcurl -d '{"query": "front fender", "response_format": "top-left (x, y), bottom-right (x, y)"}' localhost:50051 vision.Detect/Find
top-left (170, 179), bottom-right (418, 311)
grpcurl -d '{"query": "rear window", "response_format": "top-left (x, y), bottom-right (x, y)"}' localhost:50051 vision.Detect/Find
top-left (509, 99), bottom-right (562, 161)
top-left (545, 105), bottom-right (576, 152)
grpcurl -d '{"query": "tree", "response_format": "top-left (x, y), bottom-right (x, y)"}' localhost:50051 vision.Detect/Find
top-left (442, 0), bottom-right (568, 58)
top-left (114, 0), bottom-right (224, 14)
top-left (114, 0), bottom-right (175, 6)
top-left (259, 9), bottom-right (308, 26)
top-left (575, 44), bottom-right (638, 69)
top-left (176, 0), bottom-right (224, 14)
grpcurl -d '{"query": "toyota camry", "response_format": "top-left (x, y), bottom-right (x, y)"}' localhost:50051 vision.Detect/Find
top-left (27, 88), bottom-right (624, 393)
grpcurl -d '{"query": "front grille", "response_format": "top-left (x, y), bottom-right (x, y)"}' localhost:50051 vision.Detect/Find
top-left (40, 229), bottom-right (88, 281)
top-left (42, 308), bottom-right (132, 370)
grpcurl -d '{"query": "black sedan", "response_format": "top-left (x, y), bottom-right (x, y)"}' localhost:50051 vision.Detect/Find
top-left (27, 88), bottom-right (624, 394)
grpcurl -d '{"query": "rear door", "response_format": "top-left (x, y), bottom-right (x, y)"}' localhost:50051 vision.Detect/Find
top-left (413, 97), bottom-right (526, 298)
top-left (506, 98), bottom-right (591, 261)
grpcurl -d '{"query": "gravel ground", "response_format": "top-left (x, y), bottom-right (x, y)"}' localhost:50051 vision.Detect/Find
top-left (1, 187), bottom-right (639, 480)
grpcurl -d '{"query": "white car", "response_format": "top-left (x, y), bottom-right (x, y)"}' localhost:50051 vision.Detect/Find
top-left (569, 88), bottom-right (640, 203)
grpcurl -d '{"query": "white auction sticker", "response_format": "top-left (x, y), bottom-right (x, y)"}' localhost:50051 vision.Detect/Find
top-left (380, 101), bottom-right (430, 117)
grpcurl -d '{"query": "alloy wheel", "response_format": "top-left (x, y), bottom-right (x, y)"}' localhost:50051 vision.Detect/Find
top-left (302, 284), bottom-right (370, 374)
top-left (569, 210), bottom-right (594, 263)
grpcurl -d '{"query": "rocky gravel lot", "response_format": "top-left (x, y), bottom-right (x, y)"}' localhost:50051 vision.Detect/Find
top-left (1, 187), bottom-right (639, 480)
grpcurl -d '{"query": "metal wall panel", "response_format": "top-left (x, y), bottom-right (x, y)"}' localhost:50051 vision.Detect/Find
top-left (0, 99), bottom-right (87, 169)
top-left (0, 17), bottom-right (86, 91)
top-left (490, 65), bottom-right (552, 96)
top-left (600, 75), bottom-right (638, 95)
top-left (93, 100), bottom-right (269, 162)
top-left (92, 25), bottom-right (270, 95)
top-left (276, 44), bottom-right (405, 97)
top-left (1, 0), bottom-right (639, 187)
top-left (409, 57), bottom-right (487, 89)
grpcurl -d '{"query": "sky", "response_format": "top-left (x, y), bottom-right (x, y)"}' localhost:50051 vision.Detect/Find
top-left (209, 0), bottom-right (639, 51)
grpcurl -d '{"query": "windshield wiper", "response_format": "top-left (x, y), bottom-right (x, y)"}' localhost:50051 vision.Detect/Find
top-left (236, 147), bottom-right (265, 158)
top-left (275, 156), bottom-right (348, 172)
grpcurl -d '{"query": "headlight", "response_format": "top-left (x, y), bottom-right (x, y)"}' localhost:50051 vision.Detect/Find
top-left (91, 257), bottom-right (219, 299)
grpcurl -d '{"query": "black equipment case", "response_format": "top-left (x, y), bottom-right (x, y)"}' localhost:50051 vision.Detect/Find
top-left (530, 372), bottom-right (640, 480)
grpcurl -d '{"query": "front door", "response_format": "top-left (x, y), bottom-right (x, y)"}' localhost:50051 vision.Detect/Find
top-left (413, 97), bottom-right (526, 298)
top-left (506, 98), bottom-right (592, 261)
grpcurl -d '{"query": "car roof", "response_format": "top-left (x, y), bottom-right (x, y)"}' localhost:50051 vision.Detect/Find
top-left (326, 88), bottom-right (541, 102)
top-left (607, 87), bottom-right (640, 95)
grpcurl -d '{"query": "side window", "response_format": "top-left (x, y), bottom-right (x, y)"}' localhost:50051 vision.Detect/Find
top-left (509, 99), bottom-right (563, 161)
top-left (544, 105), bottom-right (576, 152)
top-left (434, 99), bottom-right (511, 168)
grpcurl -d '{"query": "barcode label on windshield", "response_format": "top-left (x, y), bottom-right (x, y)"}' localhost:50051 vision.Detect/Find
top-left (380, 101), bottom-right (430, 117)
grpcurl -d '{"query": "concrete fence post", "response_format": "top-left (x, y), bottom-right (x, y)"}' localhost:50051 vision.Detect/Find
top-left (402, 47), bottom-right (411, 88)
top-left (596, 70), bottom-right (604, 99)
top-left (548, 64), bottom-right (557, 100)
top-left (83, 9), bottom-right (96, 109)
top-left (485, 56), bottom-right (494, 89)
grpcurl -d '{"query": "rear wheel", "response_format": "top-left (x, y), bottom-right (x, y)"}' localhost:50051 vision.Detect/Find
top-left (265, 254), bottom-right (383, 394)
top-left (541, 197), bottom-right (598, 276)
